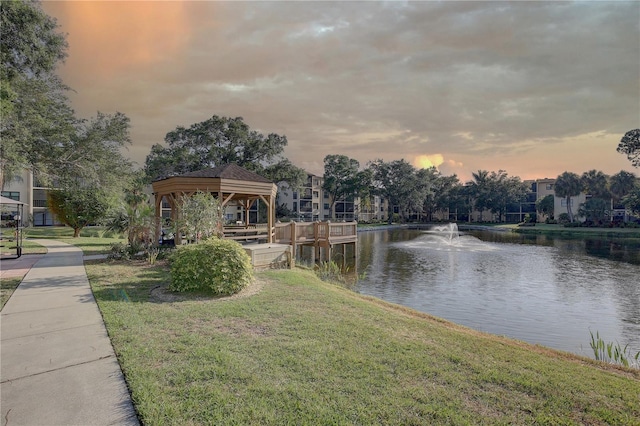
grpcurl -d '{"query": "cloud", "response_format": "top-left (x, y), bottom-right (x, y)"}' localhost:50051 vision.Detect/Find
top-left (42, 1), bottom-right (639, 179)
top-left (413, 154), bottom-right (445, 170)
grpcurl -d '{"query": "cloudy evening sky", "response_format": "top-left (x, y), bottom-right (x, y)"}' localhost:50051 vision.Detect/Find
top-left (43, 1), bottom-right (639, 182)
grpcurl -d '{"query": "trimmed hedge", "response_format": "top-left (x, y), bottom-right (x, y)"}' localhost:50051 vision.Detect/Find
top-left (169, 239), bottom-right (253, 295)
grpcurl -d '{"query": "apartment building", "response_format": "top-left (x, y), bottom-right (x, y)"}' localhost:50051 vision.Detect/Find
top-left (277, 173), bottom-right (388, 222)
top-left (277, 173), bottom-right (327, 221)
top-left (1, 170), bottom-right (62, 226)
top-left (504, 178), bottom-right (557, 223)
top-left (467, 178), bottom-right (583, 223)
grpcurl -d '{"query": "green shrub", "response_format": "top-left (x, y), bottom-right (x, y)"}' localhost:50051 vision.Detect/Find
top-left (108, 242), bottom-right (131, 260)
top-left (169, 239), bottom-right (253, 295)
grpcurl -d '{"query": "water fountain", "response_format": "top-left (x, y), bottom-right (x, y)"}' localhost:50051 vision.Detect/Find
top-left (430, 223), bottom-right (460, 245)
top-left (401, 223), bottom-right (494, 252)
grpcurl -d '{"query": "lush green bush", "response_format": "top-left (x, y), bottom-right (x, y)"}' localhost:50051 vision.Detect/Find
top-left (169, 239), bottom-right (253, 295)
top-left (108, 242), bottom-right (132, 260)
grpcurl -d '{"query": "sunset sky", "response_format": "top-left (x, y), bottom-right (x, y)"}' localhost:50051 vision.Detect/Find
top-left (42, 1), bottom-right (639, 182)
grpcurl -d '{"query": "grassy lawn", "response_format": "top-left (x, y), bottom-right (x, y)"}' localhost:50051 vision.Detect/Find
top-left (24, 226), bottom-right (125, 255)
top-left (1, 277), bottom-right (22, 310)
top-left (20, 239), bottom-right (48, 255)
top-left (86, 261), bottom-right (639, 425)
top-left (512, 223), bottom-right (640, 238)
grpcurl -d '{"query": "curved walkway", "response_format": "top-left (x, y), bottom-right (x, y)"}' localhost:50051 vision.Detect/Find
top-left (1, 239), bottom-right (138, 426)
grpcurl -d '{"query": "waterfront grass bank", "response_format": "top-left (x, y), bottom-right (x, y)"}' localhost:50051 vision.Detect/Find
top-left (86, 261), bottom-right (639, 425)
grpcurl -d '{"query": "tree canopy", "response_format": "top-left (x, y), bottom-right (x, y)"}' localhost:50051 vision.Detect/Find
top-left (47, 185), bottom-right (110, 237)
top-left (144, 115), bottom-right (306, 189)
top-left (322, 154), bottom-right (361, 219)
top-left (536, 194), bottom-right (555, 220)
top-left (467, 170), bottom-right (529, 222)
top-left (46, 112), bottom-right (135, 236)
top-left (580, 169), bottom-right (610, 200)
top-left (554, 172), bottom-right (583, 223)
top-left (54, 112), bottom-right (133, 188)
top-left (609, 170), bottom-right (637, 204)
top-left (0, 0), bottom-right (72, 189)
top-left (617, 129), bottom-right (640, 168)
top-left (368, 159), bottom-right (428, 223)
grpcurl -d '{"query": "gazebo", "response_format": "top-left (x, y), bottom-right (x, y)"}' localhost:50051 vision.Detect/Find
top-left (151, 164), bottom-right (278, 244)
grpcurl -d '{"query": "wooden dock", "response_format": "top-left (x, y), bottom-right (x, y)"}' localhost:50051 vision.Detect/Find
top-left (274, 221), bottom-right (357, 264)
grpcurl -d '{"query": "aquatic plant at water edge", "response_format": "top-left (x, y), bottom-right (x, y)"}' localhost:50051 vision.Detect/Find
top-left (315, 260), bottom-right (355, 285)
top-left (589, 330), bottom-right (640, 369)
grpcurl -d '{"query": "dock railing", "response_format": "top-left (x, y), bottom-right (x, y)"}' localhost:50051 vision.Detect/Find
top-left (274, 221), bottom-right (357, 245)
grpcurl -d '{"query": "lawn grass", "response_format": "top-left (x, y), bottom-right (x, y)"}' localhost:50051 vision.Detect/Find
top-left (512, 223), bottom-right (640, 238)
top-left (86, 261), bottom-right (640, 425)
top-left (20, 239), bottom-right (48, 255)
top-left (0, 277), bottom-right (22, 310)
top-left (24, 226), bottom-right (125, 255)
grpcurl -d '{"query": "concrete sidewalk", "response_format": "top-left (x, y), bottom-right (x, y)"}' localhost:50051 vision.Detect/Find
top-left (1, 239), bottom-right (138, 426)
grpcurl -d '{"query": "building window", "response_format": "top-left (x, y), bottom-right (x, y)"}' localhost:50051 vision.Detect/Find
top-left (293, 192), bottom-right (298, 200)
top-left (293, 202), bottom-right (297, 211)
top-left (1, 191), bottom-right (20, 201)
top-left (312, 191), bottom-right (319, 198)
top-left (324, 203), bottom-right (329, 210)
top-left (300, 200), bottom-right (312, 212)
top-left (546, 184), bottom-right (553, 190)
top-left (313, 203), bottom-right (319, 210)
top-left (324, 192), bottom-right (329, 199)
top-left (561, 199), bottom-right (573, 207)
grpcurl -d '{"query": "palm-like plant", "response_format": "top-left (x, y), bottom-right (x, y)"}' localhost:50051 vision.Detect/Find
top-left (554, 172), bottom-right (583, 223)
top-left (609, 170), bottom-right (637, 206)
top-left (581, 170), bottom-right (610, 200)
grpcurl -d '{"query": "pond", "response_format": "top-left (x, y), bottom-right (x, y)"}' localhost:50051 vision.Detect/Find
top-left (354, 226), bottom-right (640, 359)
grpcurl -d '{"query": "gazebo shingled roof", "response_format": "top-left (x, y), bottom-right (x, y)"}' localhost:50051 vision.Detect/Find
top-left (152, 163), bottom-right (277, 243)
top-left (155, 163), bottom-right (273, 183)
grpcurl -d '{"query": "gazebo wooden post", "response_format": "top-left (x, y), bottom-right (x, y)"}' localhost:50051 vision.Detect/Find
top-left (269, 194), bottom-right (275, 243)
top-left (154, 193), bottom-right (163, 244)
top-left (173, 192), bottom-right (182, 245)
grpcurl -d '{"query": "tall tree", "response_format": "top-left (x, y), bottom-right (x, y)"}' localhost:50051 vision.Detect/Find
top-left (536, 194), bottom-right (555, 221)
top-left (0, 0), bottom-right (72, 189)
top-left (554, 172), bottom-right (583, 223)
top-left (447, 180), bottom-right (471, 222)
top-left (368, 159), bottom-right (425, 223)
top-left (468, 170), bottom-right (529, 222)
top-left (54, 112), bottom-right (133, 188)
top-left (418, 167), bottom-right (443, 222)
top-left (47, 185), bottom-right (110, 237)
top-left (322, 155), bottom-right (360, 219)
top-left (621, 184), bottom-right (640, 216)
top-left (46, 112), bottom-right (135, 236)
top-left (617, 129), bottom-right (640, 168)
top-left (105, 170), bottom-right (156, 249)
top-left (580, 169), bottom-right (610, 200)
top-left (262, 159), bottom-right (306, 192)
top-left (609, 170), bottom-right (637, 205)
top-left (144, 115), bottom-right (305, 189)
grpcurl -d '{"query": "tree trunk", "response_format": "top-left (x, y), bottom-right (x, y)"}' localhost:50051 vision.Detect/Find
top-left (566, 196), bottom-right (574, 223)
top-left (73, 227), bottom-right (81, 238)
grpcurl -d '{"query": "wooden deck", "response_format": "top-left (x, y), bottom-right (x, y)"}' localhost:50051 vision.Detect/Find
top-left (274, 222), bottom-right (357, 263)
top-left (219, 221), bottom-right (357, 267)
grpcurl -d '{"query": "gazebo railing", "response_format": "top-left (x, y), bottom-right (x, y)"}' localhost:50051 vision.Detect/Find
top-left (274, 221), bottom-right (356, 246)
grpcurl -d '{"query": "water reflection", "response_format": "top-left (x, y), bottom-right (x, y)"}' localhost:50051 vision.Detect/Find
top-left (355, 229), bottom-right (640, 359)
